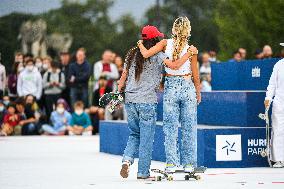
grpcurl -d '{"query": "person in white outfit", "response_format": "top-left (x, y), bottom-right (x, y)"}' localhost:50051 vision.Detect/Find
top-left (17, 58), bottom-right (43, 100)
top-left (265, 43), bottom-right (284, 168)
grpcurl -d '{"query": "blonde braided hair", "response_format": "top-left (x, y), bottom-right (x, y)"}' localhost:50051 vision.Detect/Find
top-left (171, 16), bottom-right (191, 61)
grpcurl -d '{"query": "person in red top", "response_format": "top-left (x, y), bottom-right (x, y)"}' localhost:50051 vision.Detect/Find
top-left (0, 103), bottom-right (21, 136)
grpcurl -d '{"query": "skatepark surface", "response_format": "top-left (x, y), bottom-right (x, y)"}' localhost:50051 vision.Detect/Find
top-left (1, 136), bottom-right (284, 189)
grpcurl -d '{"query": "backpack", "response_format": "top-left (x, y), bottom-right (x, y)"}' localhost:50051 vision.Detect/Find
top-left (47, 71), bottom-right (62, 83)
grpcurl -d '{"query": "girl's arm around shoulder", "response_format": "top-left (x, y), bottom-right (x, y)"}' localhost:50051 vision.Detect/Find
top-left (137, 39), bottom-right (167, 58)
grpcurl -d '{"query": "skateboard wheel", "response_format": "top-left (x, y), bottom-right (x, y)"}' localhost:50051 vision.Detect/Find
top-left (195, 175), bottom-right (201, 180)
top-left (185, 175), bottom-right (190, 180)
top-left (261, 151), bottom-right (267, 157)
top-left (167, 176), bottom-right (173, 181)
top-left (156, 176), bottom-right (162, 181)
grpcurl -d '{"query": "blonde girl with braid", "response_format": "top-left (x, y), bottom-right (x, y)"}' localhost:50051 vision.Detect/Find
top-left (137, 16), bottom-right (200, 173)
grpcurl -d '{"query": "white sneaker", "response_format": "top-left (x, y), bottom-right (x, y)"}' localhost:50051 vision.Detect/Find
top-left (184, 164), bottom-right (194, 173)
top-left (82, 131), bottom-right (92, 136)
top-left (165, 164), bottom-right (177, 173)
top-left (273, 161), bottom-right (284, 168)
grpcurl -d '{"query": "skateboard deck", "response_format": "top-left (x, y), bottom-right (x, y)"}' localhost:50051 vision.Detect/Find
top-left (151, 166), bottom-right (207, 181)
top-left (99, 92), bottom-right (124, 113)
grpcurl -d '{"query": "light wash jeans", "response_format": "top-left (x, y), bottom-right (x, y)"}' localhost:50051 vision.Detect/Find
top-left (163, 76), bottom-right (197, 167)
top-left (123, 103), bottom-right (157, 178)
top-left (42, 124), bottom-right (66, 135)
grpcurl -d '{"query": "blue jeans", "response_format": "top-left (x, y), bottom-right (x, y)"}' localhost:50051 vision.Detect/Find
top-left (123, 103), bottom-right (157, 178)
top-left (42, 124), bottom-right (66, 135)
top-left (70, 87), bottom-right (88, 107)
top-left (163, 76), bottom-right (197, 167)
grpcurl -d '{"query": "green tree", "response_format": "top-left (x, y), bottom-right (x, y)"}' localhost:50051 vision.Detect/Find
top-left (215, 0), bottom-right (284, 60)
top-left (144, 0), bottom-right (219, 52)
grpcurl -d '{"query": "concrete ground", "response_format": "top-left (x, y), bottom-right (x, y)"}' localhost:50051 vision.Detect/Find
top-left (0, 136), bottom-right (284, 189)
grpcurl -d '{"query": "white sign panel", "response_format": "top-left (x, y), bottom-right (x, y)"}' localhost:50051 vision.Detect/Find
top-left (216, 135), bottom-right (242, 161)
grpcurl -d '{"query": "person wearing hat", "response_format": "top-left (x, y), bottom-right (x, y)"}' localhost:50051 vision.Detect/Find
top-left (264, 43), bottom-right (284, 168)
top-left (41, 100), bottom-right (72, 135)
top-left (137, 17), bottom-right (200, 173)
top-left (0, 103), bottom-right (20, 136)
top-left (118, 25), bottom-right (196, 180)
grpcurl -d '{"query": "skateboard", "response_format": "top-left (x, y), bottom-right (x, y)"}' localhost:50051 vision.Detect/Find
top-left (99, 92), bottom-right (124, 113)
top-left (258, 105), bottom-right (272, 167)
top-left (151, 166), bottom-right (207, 181)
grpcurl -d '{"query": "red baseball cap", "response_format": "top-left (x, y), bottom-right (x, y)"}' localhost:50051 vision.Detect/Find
top-left (141, 25), bottom-right (164, 39)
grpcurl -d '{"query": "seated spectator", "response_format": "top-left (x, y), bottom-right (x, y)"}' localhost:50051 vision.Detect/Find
top-left (0, 100), bottom-right (6, 126)
top-left (42, 101), bottom-right (72, 135)
top-left (263, 45), bottom-right (273, 58)
top-left (255, 49), bottom-right (263, 59)
top-left (8, 62), bottom-right (20, 100)
top-left (238, 48), bottom-right (247, 60)
top-left (43, 61), bottom-right (65, 118)
top-left (93, 50), bottom-right (119, 90)
top-left (200, 74), bottom-right (212, 92)
top-left (3, 95), bottom-right (10, 107)
top-left (15, 98), bottom-right (37, 135)
top-left (200, 52), bottom-right (211, 75)
top-left (57, 98), bottom-right (71, 112)
top-left (229, 51), bottom-right (242, 63)
top-left (0, 103), bottom-right (21, 136)
top-left (67, 101), bottom-right (92, 136)
top-left (17, 58), bottom-right (42, 101)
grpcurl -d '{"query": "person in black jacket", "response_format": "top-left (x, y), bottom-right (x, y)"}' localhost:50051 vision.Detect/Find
top-left (68, 48), bottom-right (91, 108)
top-left (87, 75), bottom-right (112, 134)
top-left (59, 51), bottom-right (71, 105)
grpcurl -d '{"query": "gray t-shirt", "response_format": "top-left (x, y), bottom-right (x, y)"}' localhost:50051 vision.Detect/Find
top-left (124, 52), bottom-right (167, 103)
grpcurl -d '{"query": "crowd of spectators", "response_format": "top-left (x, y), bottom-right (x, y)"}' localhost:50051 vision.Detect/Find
top-left (0, 48), bottom-right (123, 136)
top-left (0, 43), bottom-right (283, 136)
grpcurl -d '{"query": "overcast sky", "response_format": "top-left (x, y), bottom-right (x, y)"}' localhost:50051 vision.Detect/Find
top-left (0, 0), bottom-right (157, 22)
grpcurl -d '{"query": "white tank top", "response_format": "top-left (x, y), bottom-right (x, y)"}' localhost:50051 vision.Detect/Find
top-left (164, 39), bottom-right (191, 75)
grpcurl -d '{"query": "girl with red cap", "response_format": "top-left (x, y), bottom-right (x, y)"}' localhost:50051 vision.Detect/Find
top-left (137, 16), bottom-right (200, 174)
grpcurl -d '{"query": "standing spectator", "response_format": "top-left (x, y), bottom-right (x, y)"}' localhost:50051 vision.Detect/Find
top-left (35, 57), bottom-right (43, 72)
top-left (43, 61), bottom-right (65, 118)
top-left (200, 74), bottom-right (212, 92)
top-left (42, 101), bottom-right (71, 135)
top-left (24, 53), bottom-right (33, 65)
top-left (15, 98), bottom-right (37, 135)
top-left (0, 59), bottom-right (6, 99)
top-left (0, 103), bottom-right (20, 136)
top-left (59, 51), bottom-right (71, 105)
top-left (200, 52), bottom-right (211, 75)
top-left (42, 57), bottom-right (52, 75)
top-left (17, 58), bottom-right (42, 101)
top-left (255, 49), bottom-right (263, 59)
top-left (208, 50), bottom-right (219, 63)
top-left (14, 52), bottom-right (24, 72)
top-left (114, 55), bottom-right (124, 77)
top-left (14, 52), bottom-right (24, 65)
top-left (0, 100), bottom-right (6, 126)
top-left (263, 45), bottom-right (273, 58)
top-left (67, 101), bottom-right (92, 136)
top-left (238, 48), bottom-right (247, 60)
top-left (87, 76), bottom-right (112, 133)
top-left (8, 62), bottom-right (20, 100)
top-left (93, 50), bottom-right (119, 90)
top-left (229, 51), bottom-right (242, 63)
top-left (68, 48), bottom-right (91, 107)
